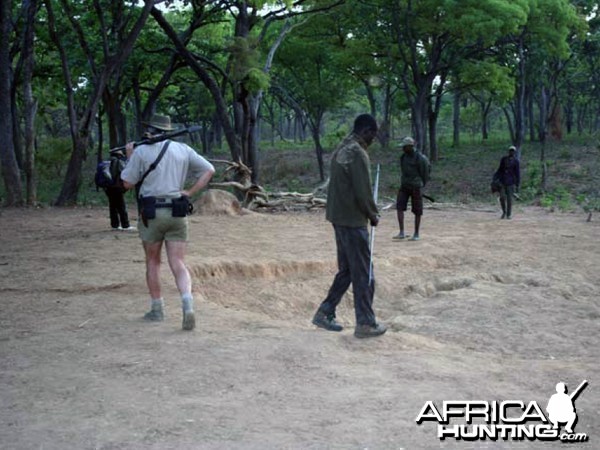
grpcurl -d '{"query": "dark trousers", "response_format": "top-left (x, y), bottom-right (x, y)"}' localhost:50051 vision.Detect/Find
top-left (105, 187), bottom-right (130, 229)
top-left (318, 224), bottom-right (376, 326)
top-left (499, 184), bottom-right (515, 217)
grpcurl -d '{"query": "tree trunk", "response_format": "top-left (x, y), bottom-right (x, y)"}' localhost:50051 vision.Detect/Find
top-left (452, 91), bottom-right (460, 147)
top-left (247, 94), bottom-right (260, 184)
top-left (96, 113), bottom-right (104, 164)
top-left (502, 106), bottom-right (516, 144)
top-left (103, 88), bottom-right (123, 148)
top-left (539, 85), bottom-right (549, 193)
top-left (152, 8), bottom-right (241, 162)
top-left (480, 98), bottom-right (492, 141)
top-left (47, 0), bottom-right (155, 205)
top-left (11, 88), bottom-right (24, 170)
top-left (22, 0), bottom-right (38, 205)
top-left (576, 102), bottom-right (587, 135)
top-left (427, 73), bottom-right (446, 162)
top-left (0, 0), bottom-right (24, 206)
top-left (428, 96), bottom-right (439, 162)
top-left (411, 89), bottom-right (429, 156)
top-left (364, 80), bottom-right (377, 118)
top-left (528, 85), bottom-right (536, 142)
top-left (309, 115), bottom-right (325, 181)
top-left (514, 34), bottom-right (526, 150)
top-left (378, 84), bottom-right (393, 149)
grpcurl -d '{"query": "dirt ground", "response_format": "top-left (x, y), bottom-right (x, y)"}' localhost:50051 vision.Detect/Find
top-left (0, 202), bottom-right (598, 450)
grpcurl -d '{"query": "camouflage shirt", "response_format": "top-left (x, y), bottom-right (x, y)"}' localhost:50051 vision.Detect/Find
top-left (400, 149), bottom-right (430, 188)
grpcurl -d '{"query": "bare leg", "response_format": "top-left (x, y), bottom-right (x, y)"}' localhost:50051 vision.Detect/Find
top-left (397, 209), bottom-right (405, 235)
top-left (165, 240), bottom-right (192, 296)
top-left (166, 240), bottom-right (195, 331)
top-left (414, 214), bottom-right (421, 237)
top-left (566, 414), bottom-right (576, 433)
top-left (143, 241), bottom-right (163, 299)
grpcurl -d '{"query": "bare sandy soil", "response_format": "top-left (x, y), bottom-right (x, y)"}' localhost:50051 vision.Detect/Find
top-left (0, 202), bottom-right (598, 449)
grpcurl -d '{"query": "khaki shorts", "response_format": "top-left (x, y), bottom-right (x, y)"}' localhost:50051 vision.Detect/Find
top-left (138, 208), bottom-right (188, 242)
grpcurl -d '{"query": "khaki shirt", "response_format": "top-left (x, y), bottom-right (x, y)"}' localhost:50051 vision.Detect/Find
top-left (121, 140), bottom-right (214, 198)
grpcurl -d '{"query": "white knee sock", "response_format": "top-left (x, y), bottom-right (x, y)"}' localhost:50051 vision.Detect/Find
top-left (182, 293), bottom-right (194, 313)
top-left (151, 298), bottom-right (164, 311)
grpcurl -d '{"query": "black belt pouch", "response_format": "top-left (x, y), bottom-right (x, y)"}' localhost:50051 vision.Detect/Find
top-left (140, 196), bottom-right (157, 219)
top-left (171, 196), bottom-right (190, 217)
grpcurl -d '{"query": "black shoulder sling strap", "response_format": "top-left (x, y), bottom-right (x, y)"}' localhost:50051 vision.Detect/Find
top-left (134, 140), bottom-right (171, 200)
top-left (135, 140), bottom-right (171, 226)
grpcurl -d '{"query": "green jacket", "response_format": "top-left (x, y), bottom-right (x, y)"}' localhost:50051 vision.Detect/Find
top-left (400, 149), bottom-right (430, 188)
top-left (326, 133), bottom-right (379, 227)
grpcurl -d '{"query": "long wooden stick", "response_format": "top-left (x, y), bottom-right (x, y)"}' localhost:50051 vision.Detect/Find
top-left (369, 164), bottom-right (380, 285)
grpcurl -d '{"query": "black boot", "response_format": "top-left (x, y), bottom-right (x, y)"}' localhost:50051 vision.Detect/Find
top-left (312, 310), bottom-right (343, 332)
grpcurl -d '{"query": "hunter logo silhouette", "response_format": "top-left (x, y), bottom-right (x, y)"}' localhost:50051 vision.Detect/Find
top-left (546, 380), bottom-right (588, 434)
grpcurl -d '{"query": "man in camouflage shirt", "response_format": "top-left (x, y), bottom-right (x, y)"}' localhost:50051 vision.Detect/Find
top-left (312, 114), bottom-right (387, 339)
top-left (393, 137), bottom-right (430, 241)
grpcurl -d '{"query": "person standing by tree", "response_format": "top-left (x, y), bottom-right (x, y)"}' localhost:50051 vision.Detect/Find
top-left (103, 150), bottom-right (134, 231)
top-left (312, 114), bottom-right (387, 339)
top-left (495, 145), bottom-right (520, 219)
top-left (121, 114), bottom-right (215, 331)
top-left (393, 137), bottom-right (430, 241)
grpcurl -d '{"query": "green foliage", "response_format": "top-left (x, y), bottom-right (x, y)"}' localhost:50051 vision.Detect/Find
top-left (540, 185), bottom-right (574, 211)
top-left (457, 61), bottom-right (515, 104)
top-left (578, 195), bottom-right (600, 213)
top-left (245, 68), bottom-right (271, 93)
top-left (228, 36), bottom-right (270, 93)
top-left (36, 137), bottom-right (72, 179)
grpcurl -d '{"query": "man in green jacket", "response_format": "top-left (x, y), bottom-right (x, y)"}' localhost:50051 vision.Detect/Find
top-left (393, 137), bottom-right (430, 241)
top-left (312, 114), bottom-right (387, 339)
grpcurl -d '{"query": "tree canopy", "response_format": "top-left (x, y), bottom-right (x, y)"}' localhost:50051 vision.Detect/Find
top-left (0, 0), bottom-right (596, 205)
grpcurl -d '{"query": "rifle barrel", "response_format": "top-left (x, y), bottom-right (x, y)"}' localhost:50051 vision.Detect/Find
top-left (109, 125), bottom-right (201, 154)
top-left (569, 380), bottom-right (588, 400)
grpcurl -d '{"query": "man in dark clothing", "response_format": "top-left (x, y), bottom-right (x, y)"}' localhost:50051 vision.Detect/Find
top-left (312, 114), bottom-right (387, 339)
top-left (105, 151), bottom-right (134, 231)
top-left (495, 145), bottom-right (520, 219)
top-left (393, 137), bottom-right (430, 241)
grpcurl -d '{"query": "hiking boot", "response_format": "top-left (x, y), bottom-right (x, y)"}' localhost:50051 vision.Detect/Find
top-left (182, 311), bottom-right (195, 331)
top-left (354, 323), bottom-right (387, 339)
top-left (392, 232), bottom-right (406, 240)
top-left (143, 309), bottom-right (164, 322)
top-left (500, 213), bottom-right (506, 219)
top-left (409, 235), bottom-right (420, 241)
top-left (312, 311), bottom-right (343, 332)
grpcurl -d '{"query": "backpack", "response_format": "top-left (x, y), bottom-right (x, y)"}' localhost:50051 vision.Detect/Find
top-left (94, 160), bottom-right (113, 190)
top-left (109, 156), bottom-right (126, 188)
top-left (491, 172), bottom-right (502, 194)
top-left (94, 155), bottom-right (126, 190)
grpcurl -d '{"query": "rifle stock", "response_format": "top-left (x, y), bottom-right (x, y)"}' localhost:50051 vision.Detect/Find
top-left (109, 125), bottom-right (201, 154)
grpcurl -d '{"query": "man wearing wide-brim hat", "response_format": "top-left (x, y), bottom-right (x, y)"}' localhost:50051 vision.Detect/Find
top-left (121, 114), bottom-right (215, 331)
top-left (142, 114), bottom-right (176, 133)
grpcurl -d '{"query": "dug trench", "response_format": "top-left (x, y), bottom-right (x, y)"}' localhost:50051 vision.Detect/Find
top-left (0, 205), bottom-right (598, 448)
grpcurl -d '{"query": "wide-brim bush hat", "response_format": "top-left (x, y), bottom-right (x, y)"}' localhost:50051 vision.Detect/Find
top-left (143, 114), bottom-right (175, 131)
